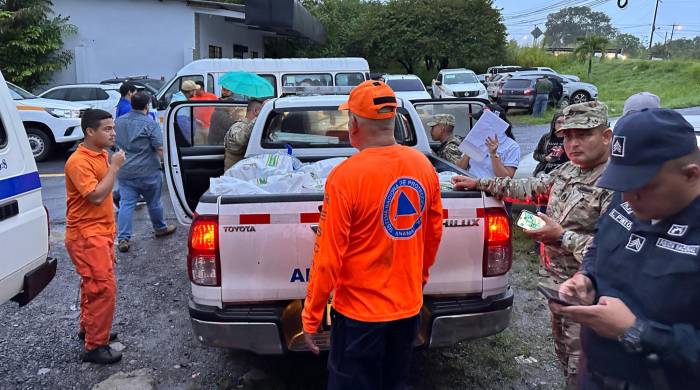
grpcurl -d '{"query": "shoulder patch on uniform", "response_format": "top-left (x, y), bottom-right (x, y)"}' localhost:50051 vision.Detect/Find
top-left (625, 234), bottom-right (645, 252)
top-left (382, 177), bottom-right (426, 240)
top-left (667, 224), bottom-right (688, 237)
top-left (656, 238), bottom-right (699, 256)
top-left (620, 202), bottom-right (634, 215)
top-left (612, 136), bottom-right (626, 157)
top-left (609, 209), bottom-right (632, 231)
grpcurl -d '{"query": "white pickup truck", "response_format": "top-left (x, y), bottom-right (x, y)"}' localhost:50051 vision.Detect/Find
top-left (163, 94), bottom-right (514, 354)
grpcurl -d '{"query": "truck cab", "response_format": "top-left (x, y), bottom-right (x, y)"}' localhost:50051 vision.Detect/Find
top-left (0, 71), bottom-right (56, 307)
top-left (163, 92), bottom-right (513, 354)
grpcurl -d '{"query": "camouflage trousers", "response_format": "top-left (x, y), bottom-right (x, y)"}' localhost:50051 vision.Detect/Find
top-left (548, 276), bottom-right (581, 385)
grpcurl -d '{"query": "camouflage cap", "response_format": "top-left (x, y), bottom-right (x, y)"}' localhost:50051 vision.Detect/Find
top-left (557, 101), bottom-right (609, 135)
top-left (427, 113), bottom-right (455, 127)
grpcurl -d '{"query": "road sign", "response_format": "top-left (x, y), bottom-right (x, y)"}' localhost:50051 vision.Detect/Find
top-left (531, 26), bottom-right (543, 40)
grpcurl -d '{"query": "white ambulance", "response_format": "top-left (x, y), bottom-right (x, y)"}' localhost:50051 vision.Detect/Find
top-left (0, 71), bottom-right (55, 306)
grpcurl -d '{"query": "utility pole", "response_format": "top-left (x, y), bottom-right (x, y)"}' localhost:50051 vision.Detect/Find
top-left (648, 0), bottom-right (660, 59)
top-left (669, 24), bottom-right (677, 43)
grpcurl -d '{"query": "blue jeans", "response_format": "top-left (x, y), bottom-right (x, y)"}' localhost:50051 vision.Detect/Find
top-left (532, 94), bottom-right (549, 117)
top-left (328, 311), bottom-right (419, 390)
top-left (117, 172), bottom-right (167, 241)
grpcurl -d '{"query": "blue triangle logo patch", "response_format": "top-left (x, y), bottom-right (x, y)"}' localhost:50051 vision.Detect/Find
top-left (396, 192), bottom-right (417, 217)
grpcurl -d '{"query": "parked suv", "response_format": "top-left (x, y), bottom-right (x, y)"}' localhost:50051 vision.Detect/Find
top-left (8, 82), bottom-right (87, 161)
top-left (39, 84), bottom-right (121, 116)
top-left (497, 75), bottom-right (597, 112)
top-left (432, 69), bottom-right (488, 99)
top-left (383, 74), bottom-right (431, 101)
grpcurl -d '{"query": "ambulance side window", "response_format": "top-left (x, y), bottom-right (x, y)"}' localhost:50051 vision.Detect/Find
top-left (0, 113), bottom-right (7, 149)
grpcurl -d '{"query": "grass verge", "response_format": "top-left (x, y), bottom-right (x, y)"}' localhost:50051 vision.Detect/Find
top-left (508, 58), bottom-right (700, 125)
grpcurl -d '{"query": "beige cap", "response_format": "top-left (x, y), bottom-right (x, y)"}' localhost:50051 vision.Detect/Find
top-left (181, 80), bottom-right (201, 92)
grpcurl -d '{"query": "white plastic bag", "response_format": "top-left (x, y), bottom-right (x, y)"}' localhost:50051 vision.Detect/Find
top-left (224, 154), bottom-right (302, 181)
top-left (209, 176), bottom-right (269, 195)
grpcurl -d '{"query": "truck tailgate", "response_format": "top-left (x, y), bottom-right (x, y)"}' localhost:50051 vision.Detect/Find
top-left (424, 195), bottom-right (485, 296)
top-left (218, 195), bottom-right (323, 303)
top-left (216, 191), bottom-right (486, 304)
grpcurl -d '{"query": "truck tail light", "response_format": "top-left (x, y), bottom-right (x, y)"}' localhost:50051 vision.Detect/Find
top-left (523, 88), bottom-right (535, 96)
top-left (482, 207), bottom-right (512, 277)
top-left (188, 214), bottom-right (220, 286)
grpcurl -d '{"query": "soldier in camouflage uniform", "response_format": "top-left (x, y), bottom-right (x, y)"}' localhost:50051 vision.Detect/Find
top-left (223, 100), bottom-right (264, 170)
top-left (452, 101), bottom-right (615, 386)
top-left (427, 114), bottom-right (464, 165)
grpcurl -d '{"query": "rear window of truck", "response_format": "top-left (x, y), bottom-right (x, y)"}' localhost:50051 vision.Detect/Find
top-left (260, 108), bottom-right (417, 149)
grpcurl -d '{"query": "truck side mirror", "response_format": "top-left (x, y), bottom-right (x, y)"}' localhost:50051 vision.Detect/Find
top-left (435, 81), bottom-right (442, 86)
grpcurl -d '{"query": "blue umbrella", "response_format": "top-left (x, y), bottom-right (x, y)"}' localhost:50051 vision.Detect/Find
top-left (219, 71), bottom-right (274, 98)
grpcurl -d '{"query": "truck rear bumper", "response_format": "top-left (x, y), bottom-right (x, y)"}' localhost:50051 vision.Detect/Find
top-left (11, 257), bottom-right (57, 307)
top-left (190, 319), bottom-right (284, 354)
top-left (188, 287), bottom-right (514, 354)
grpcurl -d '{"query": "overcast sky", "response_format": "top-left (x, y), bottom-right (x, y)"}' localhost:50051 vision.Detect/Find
top-left (493, 0), bottom-right (700, 46)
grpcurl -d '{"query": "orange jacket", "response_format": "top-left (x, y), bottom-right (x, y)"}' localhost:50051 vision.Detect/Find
top-left (302, 144), bottom-right (443, 332)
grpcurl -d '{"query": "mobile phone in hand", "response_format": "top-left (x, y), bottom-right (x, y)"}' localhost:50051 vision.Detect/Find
top-left (537, 285), bottom-right (590, 306)
top-left (516, 210), bottom-right (546, 231)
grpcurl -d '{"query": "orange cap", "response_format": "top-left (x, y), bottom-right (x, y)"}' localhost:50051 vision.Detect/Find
top-left (338, 80), bottom-right (398, 120)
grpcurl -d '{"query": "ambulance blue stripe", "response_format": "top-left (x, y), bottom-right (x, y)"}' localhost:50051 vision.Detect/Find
top-left (0, 172), bottom-right (41, 202)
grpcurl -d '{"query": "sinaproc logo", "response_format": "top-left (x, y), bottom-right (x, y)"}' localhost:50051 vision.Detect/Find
top-left (382, 177), bottom-right (426, 239)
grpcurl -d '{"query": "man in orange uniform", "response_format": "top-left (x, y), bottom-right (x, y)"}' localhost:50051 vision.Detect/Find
top-left (302, 81), bottom-right (444, 389)
top-left (64, 109), bottom-right (125, 364)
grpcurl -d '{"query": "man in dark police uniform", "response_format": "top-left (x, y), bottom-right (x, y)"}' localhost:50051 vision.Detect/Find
top-left (553, 108), bottom-right (700, 389)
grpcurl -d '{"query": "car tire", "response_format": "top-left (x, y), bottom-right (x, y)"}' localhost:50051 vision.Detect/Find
top-left (571, 91), bottom-right (590, 104)
top-left (26, 128), bottom-right (52, 162)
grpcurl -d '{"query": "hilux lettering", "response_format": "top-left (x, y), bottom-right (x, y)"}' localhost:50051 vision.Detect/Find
top-left (443, 218), bottom-right (480, 228)
top-left (290, 267), bottom-right (311, 283)
top-left (224, 225), bottom-right (256, 233)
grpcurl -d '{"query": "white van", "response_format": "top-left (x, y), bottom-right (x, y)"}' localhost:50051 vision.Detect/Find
top-left (154, 57), bottom-right (370, 123)
top-left (0, 72), bottom-right (55, 306)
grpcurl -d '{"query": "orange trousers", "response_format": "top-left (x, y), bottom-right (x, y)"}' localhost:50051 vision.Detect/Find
top-left (65, 235), bottom-right (116, 351)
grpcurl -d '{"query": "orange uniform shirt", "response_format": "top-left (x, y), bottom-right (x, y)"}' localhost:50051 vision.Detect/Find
top-left (64, 144), bottom-right (115, 241)
top-left (302, 144), bottom-right (443, 333)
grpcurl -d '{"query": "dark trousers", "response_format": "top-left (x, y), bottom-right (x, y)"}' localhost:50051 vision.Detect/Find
top-left (327, 311), bottom-right (420, 390)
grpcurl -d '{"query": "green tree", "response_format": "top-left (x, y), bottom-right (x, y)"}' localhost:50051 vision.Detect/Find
top-left (544, 7), bottom-right (616, 47)
top-left (574, 35), bottom-right (609, 79)
top-left (0, 0), bottom-right (75, 89)
top-left (612, 33), bottom-right (644, 58)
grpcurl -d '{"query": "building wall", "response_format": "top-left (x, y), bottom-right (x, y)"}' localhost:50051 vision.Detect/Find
top-left (196, 14), bottom-right (266, 60)
top-left (49, 0), bottom-right (196, 87)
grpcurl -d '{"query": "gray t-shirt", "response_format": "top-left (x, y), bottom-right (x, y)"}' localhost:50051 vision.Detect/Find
top-left (115, 110), bottom-right (163, 179)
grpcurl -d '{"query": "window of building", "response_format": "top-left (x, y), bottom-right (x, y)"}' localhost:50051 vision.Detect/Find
top-left (208, 45), bottom-right (222, 59)
top-left (233, 44), bottom-right (248, 59)
top-left (251, 51), bottom-right (259, 59)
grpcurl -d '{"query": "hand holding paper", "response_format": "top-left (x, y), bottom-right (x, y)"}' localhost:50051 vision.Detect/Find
top-left (458, 109), bottom-right (509, 161)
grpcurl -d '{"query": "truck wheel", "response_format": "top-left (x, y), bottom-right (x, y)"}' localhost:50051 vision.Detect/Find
top-left (26, 128), bottom-right (52, 162)
top-left (571, 92), bottom-right (590, 104)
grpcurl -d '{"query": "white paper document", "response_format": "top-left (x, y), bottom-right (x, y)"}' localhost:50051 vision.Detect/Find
top-left (458, 109), bottom-right (510, 161)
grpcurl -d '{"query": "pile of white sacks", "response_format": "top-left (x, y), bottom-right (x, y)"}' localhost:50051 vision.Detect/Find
top-left (208, 153), bottom-right (462, 195)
